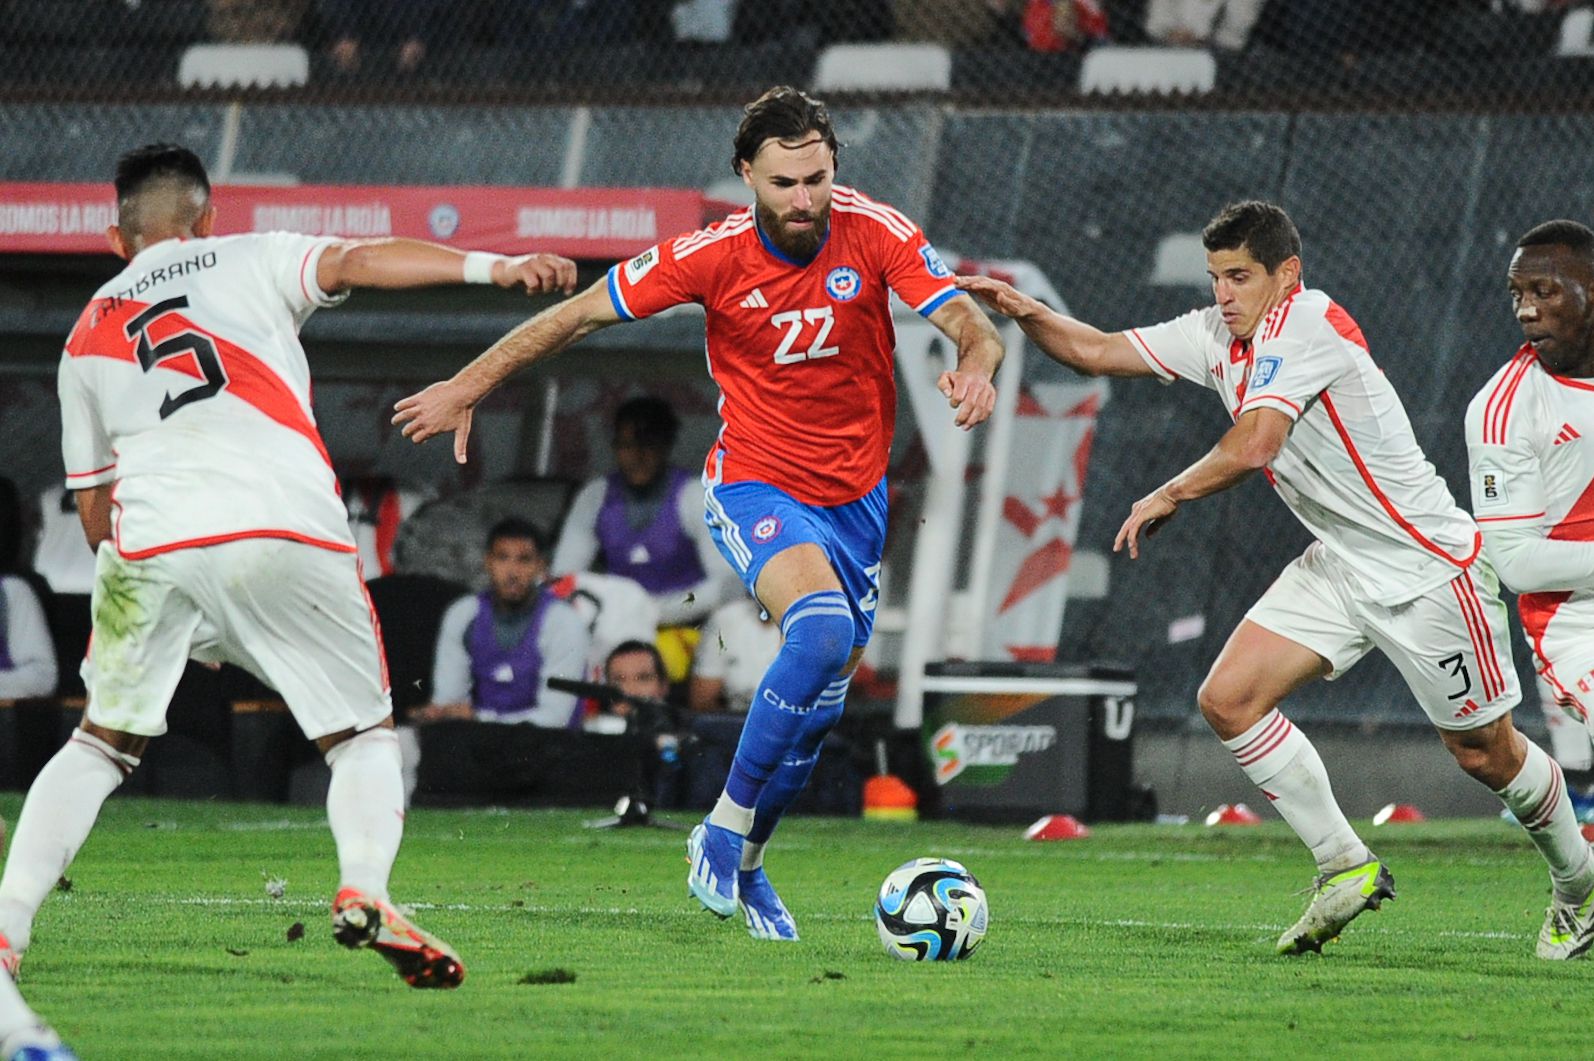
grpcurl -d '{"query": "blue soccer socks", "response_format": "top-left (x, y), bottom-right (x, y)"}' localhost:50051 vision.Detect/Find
top-left (723, 591), bottom-right (853, 810)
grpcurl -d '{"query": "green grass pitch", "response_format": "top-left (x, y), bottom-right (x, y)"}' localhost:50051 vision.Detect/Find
top-left (2, 796), bottom-right (1586, 1059)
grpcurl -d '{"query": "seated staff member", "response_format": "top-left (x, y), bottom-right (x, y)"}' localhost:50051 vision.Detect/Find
top-left (418, 518), bottom-right (589, 727)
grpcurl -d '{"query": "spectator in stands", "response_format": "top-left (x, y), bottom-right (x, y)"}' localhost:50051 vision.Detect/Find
top-left (1008, 0), bottom-right (1110, 52)
top-left (319, 0), bottom-right (444, 75)
top-left (207, 0), bottom-right (308, 43)
top-left (31, 488), bottom-right (94, 596)
top-left (416, 518), bottom-right (589, 727)
top-left (736, 0), bottom-right (893, 43)
top-left (1144, 0), bottom-right (1263, 49)
top-left (893, 0), bottom-right (1009, 47)
top-left (0, 478), bottom-right (54, 701)
top-left (690, 595), bottom-right (780, 714)
top-left (552, 396), bottom-right (728, 681)
top-left (496, 0), bottom-right (672, 48)
top-left (342, 473), bottom-right (431, 580)
top-left (1278, 0), bottom-right (1449, 59)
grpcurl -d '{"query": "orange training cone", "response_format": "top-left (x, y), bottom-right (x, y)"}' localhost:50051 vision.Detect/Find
top-left (1372, 802), bottom-right (1426, 826)
top-left (1204, 802), bottom-right (1262, 827)
top-left (862, 774), bottom-right (918, 821)
top-left (863, 740), bottom-right (918, 821)
top-left (1024, 814), bottom-right (1091, 841)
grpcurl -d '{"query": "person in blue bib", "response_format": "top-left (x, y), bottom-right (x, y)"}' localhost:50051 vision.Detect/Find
top-left (419, 519), bottom-right (589, 727)
top-left (552, 396), bottom-right (728, 681)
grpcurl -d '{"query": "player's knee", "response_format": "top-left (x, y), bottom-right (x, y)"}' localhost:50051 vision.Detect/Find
top-left (1196, 674), bottom-right (1271, 733)
top-left (1440, 722), bottom-right (1513, 783)
top-left (321, 722), bottom-right (401, 767)
top-left (781, 591), bottom-right (855, 676)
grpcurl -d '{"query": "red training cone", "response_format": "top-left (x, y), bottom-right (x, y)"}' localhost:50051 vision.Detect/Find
top-left (1372, 802), bottom-right (1426, 826)
top-left (1024, 814), bottom-right (1091, 841)
top-left (1581, 823), bottom-right (1594, 843)
top-left (1204, 803), bottom-right (1262, 827)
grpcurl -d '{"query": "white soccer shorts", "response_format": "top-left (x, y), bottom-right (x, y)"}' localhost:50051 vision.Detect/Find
top-left (82, 538), bottom-right (391, 740)
top-left (1246, 542), bottom-right (1520, 731)
top-left (1534, 636), bottom-right (1594, 726)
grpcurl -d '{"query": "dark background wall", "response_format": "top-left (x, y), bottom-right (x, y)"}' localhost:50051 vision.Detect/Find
top-left (3, 100), bottom-right (1592, 723)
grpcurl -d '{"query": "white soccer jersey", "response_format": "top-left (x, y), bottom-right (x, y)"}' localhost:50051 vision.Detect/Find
top-left (1127, 285), bottom-right (1481, 605)
top-left (58, 232), bottom-right (353, 560)
top-left (1466, 346), bottom-right (1594, 699)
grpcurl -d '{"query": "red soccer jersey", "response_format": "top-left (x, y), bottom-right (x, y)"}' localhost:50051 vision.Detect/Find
top-left (606, 184), bottom-right (961, 506)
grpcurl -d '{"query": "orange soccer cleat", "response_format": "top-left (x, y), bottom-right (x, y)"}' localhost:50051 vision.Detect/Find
top-left (330, 887), bottom-right (465, 989)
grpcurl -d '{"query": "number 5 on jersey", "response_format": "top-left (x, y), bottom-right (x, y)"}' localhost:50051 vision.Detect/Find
top-left (771, 306), bottom-right (840, 365)
top-left (125, 295), bottom-right (229, 419)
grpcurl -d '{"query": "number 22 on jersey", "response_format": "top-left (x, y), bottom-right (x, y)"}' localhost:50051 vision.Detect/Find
top-left (771, 306), bottom-right (840, 365)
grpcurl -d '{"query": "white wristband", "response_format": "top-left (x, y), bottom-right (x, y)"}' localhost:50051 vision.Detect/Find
top-left (463, 251), bottom-right (506, 285)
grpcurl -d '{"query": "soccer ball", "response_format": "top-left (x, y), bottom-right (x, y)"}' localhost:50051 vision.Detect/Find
top-left (873, 857), bottom-right (988, 961)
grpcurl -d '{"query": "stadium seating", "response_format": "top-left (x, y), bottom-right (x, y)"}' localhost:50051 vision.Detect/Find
top-left (813, 42), bottom-right (952, 92)
top-left (1079, 46), bottom-right (1216, 95)
top-left (1561, 6), bottom-right (1594, 57)
top-left (178, 43), bottom-right (310, 89)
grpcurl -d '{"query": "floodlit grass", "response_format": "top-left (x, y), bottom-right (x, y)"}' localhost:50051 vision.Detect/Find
top-left (1, 797), bottom-right (1585, 1059)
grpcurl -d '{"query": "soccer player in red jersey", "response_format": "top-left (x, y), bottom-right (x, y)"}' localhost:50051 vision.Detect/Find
top-left (395, 86), bottom-right (1004, 940)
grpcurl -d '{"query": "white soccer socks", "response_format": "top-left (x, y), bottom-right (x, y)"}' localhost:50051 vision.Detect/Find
top-left (1223, 709), bottom-right (1371, 873)
top-left (324, 727), bottom-right (406, 902)
top-left (0, 730), bottom-right (135, 953)
top-left (1496, 740), bottom-right (1594, 903)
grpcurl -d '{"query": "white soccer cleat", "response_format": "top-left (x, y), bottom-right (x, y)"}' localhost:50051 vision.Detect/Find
top-left (1537, 888), bottom-right (1594, 960)
top-left (686, 821), bottom-right (741, 919)
top-left (1276, 858), bottom-right (1396, 955)
top-left (0, 1024), bottom-right (78, 1061)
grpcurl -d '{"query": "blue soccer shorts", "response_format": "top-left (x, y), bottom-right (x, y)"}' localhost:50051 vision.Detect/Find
top-left (703, 475), bottom-right (887, 648)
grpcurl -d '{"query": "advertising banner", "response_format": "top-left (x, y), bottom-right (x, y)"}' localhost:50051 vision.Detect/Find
top-left (0, 182), bottom-right (705, 259)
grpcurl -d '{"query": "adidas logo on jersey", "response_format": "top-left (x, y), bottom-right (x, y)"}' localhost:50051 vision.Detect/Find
top-left (1554, 424), bottom-right (1582, 446)
top-left (739, 288), bottom-right (769, 309)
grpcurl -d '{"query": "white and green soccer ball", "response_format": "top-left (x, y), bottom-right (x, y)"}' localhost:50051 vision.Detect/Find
top-left (874, 857), bottom-right (988, 961)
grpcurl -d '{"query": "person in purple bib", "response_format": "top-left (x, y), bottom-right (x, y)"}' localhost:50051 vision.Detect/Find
top-left (552, 396), bottom-right (729, 680)
top-left (417, 518), bottom-right (590, 727)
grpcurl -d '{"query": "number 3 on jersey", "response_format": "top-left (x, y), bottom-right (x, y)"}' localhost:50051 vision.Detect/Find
top-left (125, 295), bottom-right (229, 419)
top-left (771, 306), bottom-right (840, 365)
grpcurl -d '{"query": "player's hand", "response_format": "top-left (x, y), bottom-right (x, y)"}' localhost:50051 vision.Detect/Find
top-left (495, 253), bottom-right (579, 296)
top-left (955, 275), bottom-right (1039, 321)
top-left (393, 380), bottom-right (476, 463)
top-left (1114, 486), bottom-right (1178, 560)
top-left (937, 369), bottom-right (997, 430)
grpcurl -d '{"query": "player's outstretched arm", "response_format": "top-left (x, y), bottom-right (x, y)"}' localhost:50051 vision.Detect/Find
top-left (317, 238), bottom-right (579, 296)
top-left (954, 274), bottom-right (1153, 379)
top-left (1480, 523), bottom-right (1594, 594)
top-left (392, 278), bottom-right (622, 463)
top-left (1114, 408), bottom-right (1291, 559)
top-left (927, 297), bottom-right (1003, 430)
